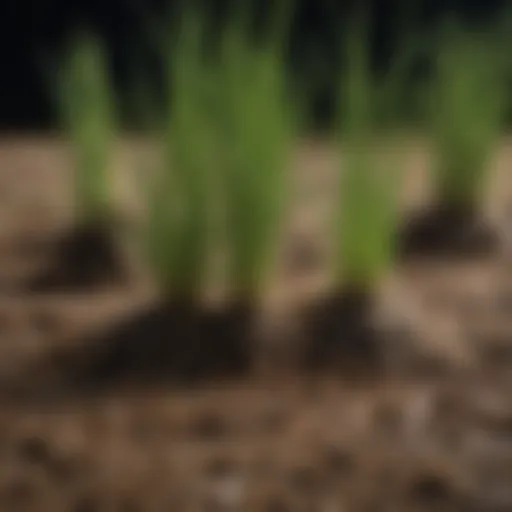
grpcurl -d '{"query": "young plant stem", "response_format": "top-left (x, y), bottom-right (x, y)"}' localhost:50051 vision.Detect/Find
top-left (59, 32), bottom-right (116, 227)
top-left (145, 8), bottom-right (215, 303)
top-left (215, 6), bottom-right (296, 306)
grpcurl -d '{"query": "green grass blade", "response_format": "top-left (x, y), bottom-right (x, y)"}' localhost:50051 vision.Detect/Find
top-left (215, 11), bottom-right (296, 300)
top-left (58, 32), bottom-right (116, 224)
top-left (337, 146), bottom-right (402, 290)
top-left (144, 7), bottom-right (215, 300)
top-left (335, 12), bottom-right (403, 291)
top-left (428, 19), bottom-right (506, 208)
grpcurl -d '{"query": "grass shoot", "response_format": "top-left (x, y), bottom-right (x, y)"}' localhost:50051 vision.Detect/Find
top-left (144, 9), bottom-right (216, 302)
top-left (428, 20), bottom-right (506, 212)
top-left (214, 6), bottom-right (297, 303)
top-left (334, 17), bottom-right (403, 293)
top-left (58, 32), bottom-right (116, 227)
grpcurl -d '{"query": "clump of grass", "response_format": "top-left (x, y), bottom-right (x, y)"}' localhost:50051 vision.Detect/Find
top-left (336, 146), bottom-right (402, 293)
top-left (214, 3), bottom-right (298, 305)
top-left (27, 32), bottom-right (125, 291)
top-left (131, 6), bottom-right (289, 378)
top-left (428, 19), bottom-right (505, 212)
top-left (303, 14), bottom-right (404, 370)
top-left (144, 9), bottom-right (215, 303)
top-left (398, 18), bottom-right (507, 258)
top-left (58, 32), bottom-right (116, 226)
top-left (139, 1), bottom-right (298, 307)
top-left (334, 18), bottom-right (403, 294)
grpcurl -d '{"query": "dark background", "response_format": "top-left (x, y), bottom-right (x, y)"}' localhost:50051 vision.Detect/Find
top-left (1, 0), bottom-right (507, 130)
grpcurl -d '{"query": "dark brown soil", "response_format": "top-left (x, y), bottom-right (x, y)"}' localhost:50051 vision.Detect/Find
top-left (25, 222), bottom-right (127, 292)
top-left (0, 136), bottom-right (509, 511)
top-left (68, 299), bottom-right (255, 391)
top-left (398, 203), bottom-right (500, 260)
top-left (301, 289), bottom-right (384, 374)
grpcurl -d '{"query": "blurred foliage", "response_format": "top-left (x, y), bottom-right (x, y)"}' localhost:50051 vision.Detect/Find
top-left (334, 11), bottom-right (403, 291)
top-left (57, 33), bottom-right (116, 224)
top-left (144, 8), bottom-right (215, 301)
top-left (427, 18), bottom-right (507, 208)
top-left (213, 1), bottom-right (298, 301)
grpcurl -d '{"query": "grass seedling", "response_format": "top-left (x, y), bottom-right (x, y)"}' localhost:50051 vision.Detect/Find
top-left (429, 20), bottom-right (505, 213)
top-left (335, 16), bottom-right (402, 295)
top-left (58, 32), bottom-right (116, 226)
top-left (214, 3), bottom-right (298, 306)
top-left (399, 18), bottom-right (507, 257)
top-left (121, 7), bottom-right (262, 379)
top-left (144, 9), bottom-right (215, 304)
top-left (119, 4), bottom-right (298, 380)
top-left (303, 13), bottom-right (404, 370)
top-left (28, 32), bottom-right (125, 291)
top-left (336, 147), bottom-right (402, 294)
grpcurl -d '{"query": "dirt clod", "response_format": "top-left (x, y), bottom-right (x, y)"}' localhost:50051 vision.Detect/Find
top-left (399, 205), bottom-right (499, 260)
top-left (301, 289), bottom-right (384, 374)
top-left (26, 223), bottom-right (126, 292)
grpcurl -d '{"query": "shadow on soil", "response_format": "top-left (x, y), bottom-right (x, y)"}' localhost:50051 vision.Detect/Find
top-left (66, 300), bottom-right (255, 392)
top-left (398, 205), bottom-right (499, 260)
top-left (25, 223), bottom-right (126, 292)
top-left (301, 289), bottom-right (385, 376)
top-left (72, 290), bottom-right (394, 392)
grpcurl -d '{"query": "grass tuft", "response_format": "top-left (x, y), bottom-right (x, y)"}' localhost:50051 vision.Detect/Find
top-left (334, 16), bottom-right (403, 292)
top-left (144, 8), bottom-right (216, 302)
top-left (214, 5), bottom-right (298, 303)
top-left (428, 19), bottom-right (506, 211)
top-left (58, 32), bottom-right (116, 226)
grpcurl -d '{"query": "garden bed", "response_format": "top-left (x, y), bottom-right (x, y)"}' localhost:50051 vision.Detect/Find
top-left (0, 136), bottom-right (510, 510)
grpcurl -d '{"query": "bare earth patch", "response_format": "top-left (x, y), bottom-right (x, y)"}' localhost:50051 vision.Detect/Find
top-left (0, 134), bottom-right (509, 510)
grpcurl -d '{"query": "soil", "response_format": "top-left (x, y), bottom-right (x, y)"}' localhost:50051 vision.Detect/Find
top-left (0, 135), bottom-right (510, 511)
top-left (25, 222), bottom-right (127, 293)
top-left (398, 203), bottom-right (500, 260)
top-left (67, 299), bottom-right (255, 391)
top-left (300, 289), bottom-right (383, 374)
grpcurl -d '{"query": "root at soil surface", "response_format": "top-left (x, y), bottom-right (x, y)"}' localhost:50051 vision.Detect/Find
top-left (398, 205), bottom-right (499, 260)
top-left (301, 289), bottom-right (385, 375)
top-left (67, 300), bottom-right (256, 390)
top-left (25, 223), bottom-right (126, 292)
